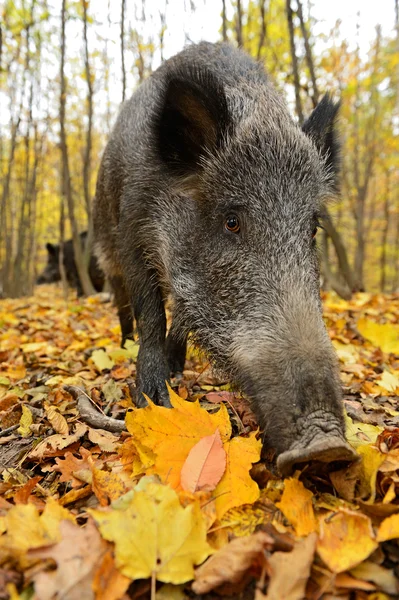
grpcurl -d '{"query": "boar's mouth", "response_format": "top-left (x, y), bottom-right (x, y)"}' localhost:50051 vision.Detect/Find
top-left (277, 436), bottom-right (358, 477)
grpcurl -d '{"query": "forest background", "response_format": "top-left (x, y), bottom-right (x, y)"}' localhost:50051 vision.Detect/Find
top-left (1, 0), bottom-right (399, 299)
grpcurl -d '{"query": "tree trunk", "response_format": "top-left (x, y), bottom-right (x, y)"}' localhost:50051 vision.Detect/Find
top-left (380, 171), bottom-right (390, 292)
top-left (321, 231), bottom-right (351, 300)
top-left (257, 0), bottom-right (268, 60)
top-left (120, 0), bottom-right (126, 102)
top-left (222, 0), bottom-right (228, 42)
top-left (82, 0), bottom-right (94, 269)
top-left (320, 207), bottom-right (357, 293)
top-left (296, 0), bottom-right (319, 106)
top-left (286, 0), bottom-right (303, 124)
top-left (236, 0), bottom-right (243, 48)
top-left (60, 0), bottom-right (94, 296)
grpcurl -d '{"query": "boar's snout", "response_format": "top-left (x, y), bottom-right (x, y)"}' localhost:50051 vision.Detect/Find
top-left (230, 304), bottom-right (357, 475)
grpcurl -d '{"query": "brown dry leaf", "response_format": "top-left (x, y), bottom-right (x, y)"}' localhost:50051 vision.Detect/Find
top-left (317, 509), bottom-right (378, 573)
top-left (276, 478), bottom-right (317, 536)
top-left (45, 404), bottom-right (69, 435)
top-left (350, 562), bottom-right (399, 596)
top-left (180, 429), bottom-right (226, 493)
top-left (88, 427), bottom-right (120, 453)
top-left (29, 519), bottom-right (107, 600)
top-left (92, 550), bottom-right (131, 600)
top-left (28, 422), bottom-right (88, 460)
top-left (262, 533), bottom-right (317, 600)
top-left (48, 447), bottom-right (96, 489)
top-left (192, 530), bottom-right (275, 594)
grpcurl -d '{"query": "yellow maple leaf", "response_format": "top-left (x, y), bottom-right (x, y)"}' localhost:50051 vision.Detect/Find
top-left (317, 508), bottom-right (378, 573)
top-left (357, 318), bottom-right (399, 355)
top-left (214, 432), bottom-right (261, 520)
top-left (376, 370), bottom-right (399, 394)
top-left (90, 482), bottom-right (212, 584)
top-left (377, 514), bottom-right (399, 542)
top-left (125, 385), bottom-right (231, 489)
top-left (0, 499), bottom-right (74, 564)
top-left (276, 478), bottom-right (317, 537)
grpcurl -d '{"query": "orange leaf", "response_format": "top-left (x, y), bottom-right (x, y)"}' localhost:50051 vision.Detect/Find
top-left (180, 429), bottom-right (226, 493)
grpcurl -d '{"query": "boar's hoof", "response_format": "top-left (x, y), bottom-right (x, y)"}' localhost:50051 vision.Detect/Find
top-left (277, 436), bottom-right (357, 477)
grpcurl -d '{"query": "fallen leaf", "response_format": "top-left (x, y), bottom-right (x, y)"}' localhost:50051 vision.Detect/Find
top-left (357, 318), bottom-right (399, 354)
top-left (28, 422), bottom-right (88, 459)
top-left (350, 562), bottom-right (399, 596)
top-left (48, 447), bottom-right (96, 489)
top-left (45, 404), bottom-right (69, 435)
top-left (13, 476), bottom-right (42, 504)
top-left (317, 509), bottom-right (378, 573)
top-left (91, 466), bottom-right (128, 506)
top-left (180, 429), bottom-right (226, 493)
top-left (88, 427), bottom-right (120, 453)
top-left (18, 405), bottom-right (33, 438)
top-left (276, 478), bottom-right (317, 537)
top-left (192, 530), bottom-right (275, 594)
top-left (345, 414), bottom-right (383, 448)
top-left (214, 432), bottom-right (261, 519)
top-left (29, 519), bottom-right (107, 600)
top-left (263, 533), bottom-right (317, 600)
top-left (125, 385), bottom-right (231, 489)
top-left (90, 481), bottom-right (211, 584)
top-left (91, 349), bottom-right (115, 371)
top-left (0, 499), bottom-right (74, 563)
top-left (377, 513), bottom-right (399, 542)
top-left (376, 370), bottom-right (399, 393)
top-left (93, 550), bottom-right (131, 600)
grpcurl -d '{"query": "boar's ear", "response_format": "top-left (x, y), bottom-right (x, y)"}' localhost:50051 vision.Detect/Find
top-left (302, 94), bottom-right (340, 188)
top-left (46, 243), bottom-right (56, 255)
top-left (155, 68), bottom-right (231, 175)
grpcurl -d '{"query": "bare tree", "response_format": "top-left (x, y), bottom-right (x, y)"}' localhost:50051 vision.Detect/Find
top-left (81, 0), bottom-right (94, 268)
top-left (257, 0), bottom-right (268, 60)
top-left (380, 170), bottom-right (391, 291)
top-left (59, 0), bottom-right (94, 295)
top-left (222, 0), bottom-right (227, 42)
top-left (236, 0), bottom-right (243, 47)
top-left (286, 0), bottom-right (303, 123)
top-left (121, 0), bottom-right (126, 102)
top-left (296, 0), bottom-right (318, 106)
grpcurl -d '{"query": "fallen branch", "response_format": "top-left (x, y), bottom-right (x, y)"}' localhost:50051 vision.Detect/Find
top-left (64, 385), bottom-right (126, 433)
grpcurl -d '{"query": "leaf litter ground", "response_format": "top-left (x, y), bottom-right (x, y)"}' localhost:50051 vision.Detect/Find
top-left (1, 285), bottom-right (399, 599)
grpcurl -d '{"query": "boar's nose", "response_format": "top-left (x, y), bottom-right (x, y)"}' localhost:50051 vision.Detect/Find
top-left (277, 433), bottom-right (357, 476)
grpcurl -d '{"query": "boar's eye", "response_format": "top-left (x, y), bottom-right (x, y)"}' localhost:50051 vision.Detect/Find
top-left (225, 215), bottom-right (240, 234)
top-left (312, 227), bottom-right (318, 239)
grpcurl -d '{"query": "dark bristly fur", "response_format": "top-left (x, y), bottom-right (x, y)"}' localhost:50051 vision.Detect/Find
top-left (93, 41), bottom-right (355, 473)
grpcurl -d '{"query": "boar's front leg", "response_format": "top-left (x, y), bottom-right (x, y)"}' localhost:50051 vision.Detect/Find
top-left (166, 320), bottom-right (187, 377)
top-left (109, 275), bottom-right (134, 347)
top-left (128, 248), bottom-right (172, 408)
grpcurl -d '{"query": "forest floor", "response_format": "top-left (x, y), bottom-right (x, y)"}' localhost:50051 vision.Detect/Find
top-left (0, 285), bottom-right (399, 600)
